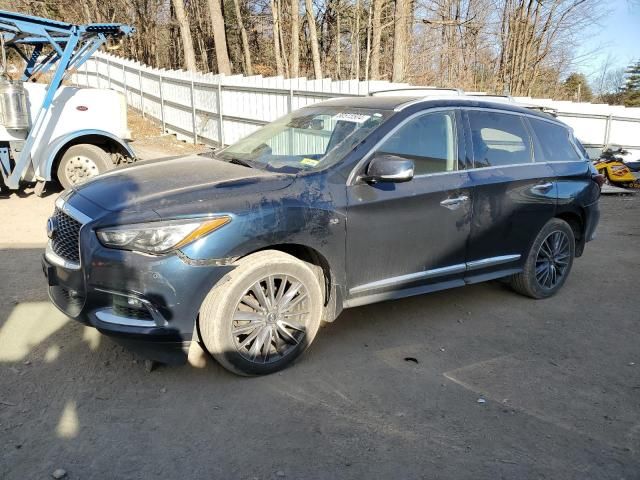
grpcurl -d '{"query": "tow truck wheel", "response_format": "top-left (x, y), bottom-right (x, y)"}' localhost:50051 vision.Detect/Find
top-left (57, 144), bottom-right (113, 189)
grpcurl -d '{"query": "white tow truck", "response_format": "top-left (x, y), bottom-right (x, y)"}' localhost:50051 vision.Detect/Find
top-left (0, 10), bottom-right (135, 193)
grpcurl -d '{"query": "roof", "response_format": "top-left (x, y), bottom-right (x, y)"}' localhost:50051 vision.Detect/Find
top-left (312, 95), bottom-right (559, 122)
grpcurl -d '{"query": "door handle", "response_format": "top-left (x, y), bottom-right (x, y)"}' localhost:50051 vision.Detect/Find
top-left (440, 195), bottom-right (469, 210)
top-left (532, 182), bottom-right (554, 193)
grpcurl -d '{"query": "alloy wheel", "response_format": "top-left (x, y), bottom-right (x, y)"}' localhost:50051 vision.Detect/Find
top-left (535, 230), bottom-right (570, 289)
top-left (232, 275), bottom-right (310, 364)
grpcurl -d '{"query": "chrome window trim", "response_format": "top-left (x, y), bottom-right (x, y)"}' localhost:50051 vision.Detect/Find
top-left (349, 254), bottom-right (522, 296)
top-left (462, 159), bottom-right (587, 172)
top-left (346, 107), bottom-right (461, 186)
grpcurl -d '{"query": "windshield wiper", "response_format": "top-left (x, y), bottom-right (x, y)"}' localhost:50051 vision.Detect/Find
top-left (227, 157), bottom-right (254, 169)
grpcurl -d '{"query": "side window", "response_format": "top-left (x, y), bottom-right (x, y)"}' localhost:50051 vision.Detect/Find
top-left (377, 111), bottom-right (457, 175)
top-left (467, 111), bottom-right (532, 167)
top-left (528, 118), bottom-right (582, 162)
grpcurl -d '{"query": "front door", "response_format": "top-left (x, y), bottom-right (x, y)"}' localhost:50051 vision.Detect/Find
top-left (346, 109), bottom-right (472, 304)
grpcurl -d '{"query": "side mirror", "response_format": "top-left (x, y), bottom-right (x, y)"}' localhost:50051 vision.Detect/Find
top-left (360, 154), bottom-right (414, 184)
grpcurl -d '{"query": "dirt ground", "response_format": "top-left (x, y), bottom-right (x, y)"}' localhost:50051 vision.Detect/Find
top-left (0, 182), bottom-right (639, 478)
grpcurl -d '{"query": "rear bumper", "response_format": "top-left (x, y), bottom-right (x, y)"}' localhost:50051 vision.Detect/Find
top-left (584, 200), bottom-right (600, 243)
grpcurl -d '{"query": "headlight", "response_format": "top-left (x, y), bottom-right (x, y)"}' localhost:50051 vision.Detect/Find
top-left (96, 216), bottom-right (231, 254)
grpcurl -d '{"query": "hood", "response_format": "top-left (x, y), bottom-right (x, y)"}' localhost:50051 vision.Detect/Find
top-left (73, 155), bottom-right (294, 214)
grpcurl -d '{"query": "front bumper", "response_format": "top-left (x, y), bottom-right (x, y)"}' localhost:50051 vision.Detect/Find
top-left (43, 241), bottom-right (234, 359)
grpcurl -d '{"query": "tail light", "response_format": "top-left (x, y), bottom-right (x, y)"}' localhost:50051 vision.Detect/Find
top-left (591, 173), bottom-right (605, 188)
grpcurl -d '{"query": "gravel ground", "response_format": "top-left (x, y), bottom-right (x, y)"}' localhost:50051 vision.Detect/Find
top-left (0, 188), bottom-right (639, 479)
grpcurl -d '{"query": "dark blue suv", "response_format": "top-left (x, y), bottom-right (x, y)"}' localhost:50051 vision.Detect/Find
top-left (43, 96), bottom-right (601, 375)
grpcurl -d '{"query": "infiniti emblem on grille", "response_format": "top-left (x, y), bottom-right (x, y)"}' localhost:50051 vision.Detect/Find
top-left (46, 217), bottom-right (58, 240)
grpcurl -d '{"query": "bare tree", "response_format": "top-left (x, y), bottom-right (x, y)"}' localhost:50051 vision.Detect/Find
top-left (369, 0), bottom-right (383, 80)
top-left (291, 0), bottom-right (300, 77)
top-left (171, 0), bottom-right (197, 71)
top-left (496, 0), bottom-right (599, 96)
top-left (232, 0), bottom-right (253, 74)
top-left (392, 0), bottom-right (407, 82)
top-left (351, 0), bottom-right (361, 79)
top-left (306, 0), bottom-right (323, 79)
top-left (271, 0), bottom-right (285, 75)
top-left (206, 0), bottom-right (232, 74)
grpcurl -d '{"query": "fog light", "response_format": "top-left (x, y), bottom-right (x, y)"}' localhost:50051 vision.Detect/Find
top-left (127, 297), bottom-right (144, 308)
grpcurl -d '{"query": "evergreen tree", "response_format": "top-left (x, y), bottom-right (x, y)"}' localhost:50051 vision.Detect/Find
top-left (563, 73), bottom-right (593, 102)
top-left (623, 60), bottom-right (640, 107)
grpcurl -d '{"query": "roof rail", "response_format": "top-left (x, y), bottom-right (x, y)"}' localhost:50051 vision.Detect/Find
top-left (370, 87), bottom-right (464, 97)
top-left (466, 94), bottom-right (515, 103)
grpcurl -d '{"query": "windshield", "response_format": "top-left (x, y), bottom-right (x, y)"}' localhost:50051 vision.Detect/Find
top-left (217, 106), bottom-right (392, 173)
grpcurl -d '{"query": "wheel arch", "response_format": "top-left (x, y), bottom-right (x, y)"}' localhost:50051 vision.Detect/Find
top-left (42, 129), bottom-right (135, 182)
top-left (241, 243), bottom-right (332, 300)
top-left (555, 210), bottom-right (585, 257)
top-left (235, 242), bottom-right (344, 323)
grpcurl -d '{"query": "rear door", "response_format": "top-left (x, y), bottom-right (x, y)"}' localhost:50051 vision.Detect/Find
top-left (463, 109), bottom-right (557, 280)
top-left (345, 109), bottom-right (472, 304)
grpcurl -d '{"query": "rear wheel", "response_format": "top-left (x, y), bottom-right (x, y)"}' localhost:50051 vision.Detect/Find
top-left (199, 251), bottom-right (324, 376)
top-left (510, 218), bottom-right (575, 299)
top-left (57, 144), bottom-right (113, 189)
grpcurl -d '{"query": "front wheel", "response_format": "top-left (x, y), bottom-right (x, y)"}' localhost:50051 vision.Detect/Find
top-left (199, 251), bottom-right (324, 376)
top-left (57, 144), bottom-right (113, 189)
top-left (510, 218), bottom-right (575, 299)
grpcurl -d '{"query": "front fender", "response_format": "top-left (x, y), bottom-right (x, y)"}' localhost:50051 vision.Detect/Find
top-left (39, 129), bottom-right (135, 180)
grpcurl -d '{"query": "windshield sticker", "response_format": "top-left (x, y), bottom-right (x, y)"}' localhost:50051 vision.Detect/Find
top-left (333, 113), bottom-right (371, 123)
top-left (300, 158), bottom-right (320, 166)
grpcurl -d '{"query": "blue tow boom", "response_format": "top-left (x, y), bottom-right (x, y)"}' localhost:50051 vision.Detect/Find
top-left (0, 10), bottom-right (134, 189)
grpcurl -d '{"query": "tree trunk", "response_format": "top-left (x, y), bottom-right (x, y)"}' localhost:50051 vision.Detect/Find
top-left (336, 11), bottom-right (341, 79)
top-left (369, 0), bottom-right (383, 80)
top-left (278, 0), bottom-right (290, 76)
top-left (232, 0), bottom-right (253, 74)
top-left (305, 0), bottom-right (323, 79)
top-left (193, 0), bottom-right (210, 71)
top-left (171, 0), bottom-right (197, 71)
top-left (353, 0), bottom-right (361, 79)
top-left (365, 0), bottom-right (373, 81)
top-left (271, 0), bottom-right (285, 76)
top-left (392, 0), bottom-right (407, 82)
top-left (206, 0), bottom-right (232, 74)
top-left (290, 0), bottom-right (300, 77)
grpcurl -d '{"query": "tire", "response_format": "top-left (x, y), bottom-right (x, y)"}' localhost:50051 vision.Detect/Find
top-left (509, 218), bottom-right (575, 299)
top-left (199, 250), bottom-right (324, 376)
top-left (57, 144), bottom-right (113, 189)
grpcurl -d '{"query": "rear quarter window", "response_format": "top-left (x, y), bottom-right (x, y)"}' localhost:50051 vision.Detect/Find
top-left (528, 118), bottom-right (582, 162)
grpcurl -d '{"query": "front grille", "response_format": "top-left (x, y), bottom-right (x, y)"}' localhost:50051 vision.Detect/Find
top-left (51, 208), bottom-right (82, 263)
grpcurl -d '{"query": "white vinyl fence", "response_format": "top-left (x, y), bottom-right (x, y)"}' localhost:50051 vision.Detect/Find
top-left (72, 52), bottom-right (640, 160)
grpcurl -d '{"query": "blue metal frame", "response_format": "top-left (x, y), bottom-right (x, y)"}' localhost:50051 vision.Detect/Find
top-left (0, 10), bottom-right (134, 189)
